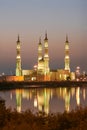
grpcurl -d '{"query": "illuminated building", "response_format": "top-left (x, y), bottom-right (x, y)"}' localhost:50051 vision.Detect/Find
top-left (37, 32), bottom-right (50, 81)
top-left (57, 69), bottom-right (70, 81)
top-left (5, 76), bottom-right (24, 81)
top-left (37, 37), bottom-right (45, 74)
top-left (75, 66), bottom-right (81, 81)
top-left (50, 35), bottom-right (74, 81)
top-left (70, 72), bottom-right (75, 80)
top-left (75, 67), bottom-right (87, 81)
top-left (75, 66), bottom-right (80, 77)
top-left (16, 35), bottom-right (22, 76)
top-left (44, 32), bottom-right (50, 75)
top-left (64, 35), bottom-right (70, 72)
top-left (13, 33), bottom-right (75, 81)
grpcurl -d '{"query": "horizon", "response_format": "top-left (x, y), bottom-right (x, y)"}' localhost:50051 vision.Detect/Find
top-left (0, 0), bottom-right (87, 75)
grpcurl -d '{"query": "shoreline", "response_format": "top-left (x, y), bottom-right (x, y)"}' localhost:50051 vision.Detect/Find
top-left (0, 81), bottom-right (87, 90)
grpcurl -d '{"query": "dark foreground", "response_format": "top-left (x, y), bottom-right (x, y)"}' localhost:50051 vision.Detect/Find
top-left (0, 81), bottom-right (87, 90)
top-left (0, 99), bottom-right (87, 130)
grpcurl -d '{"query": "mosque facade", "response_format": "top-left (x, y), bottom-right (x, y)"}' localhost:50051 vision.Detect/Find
top-left (15, 33), bottom-right (75, 81)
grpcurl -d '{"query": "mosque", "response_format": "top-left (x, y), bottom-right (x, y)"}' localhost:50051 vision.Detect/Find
top-left (4, 32), bottom-right (75, 82)
top-left (15, 32), bottom-right (75, 81)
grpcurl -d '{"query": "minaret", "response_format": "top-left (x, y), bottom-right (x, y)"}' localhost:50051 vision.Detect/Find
top-left (64, 35), bottom-right (70, 72)
top-left (44, 32), bottom-right (50, 74)
top-left (38, 37), bottom-right (43, 62)
top-left (37, 37), bottom-right (45, 74)
top-left (16, 35), bottom-right (22, 76)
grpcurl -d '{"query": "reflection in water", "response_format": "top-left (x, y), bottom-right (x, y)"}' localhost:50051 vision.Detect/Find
top-left (10, 92), bottom-right (13, 100)
top-left (16, 89), bottom-right (22, 112)
top-left (13, 86), bottom-right (87, 114)
top-left (0, 86), bottom-right (85, 114)
top-left (15, 88), bottom-right (51, 114)
top-left (83, 89), bottom-right (86, 100)
top-left (64, 89), bottom-right (70, 112)
top-left (76, 87), bottom-right (80, 106)
top-left (36, 88), bottom-right (50, 114)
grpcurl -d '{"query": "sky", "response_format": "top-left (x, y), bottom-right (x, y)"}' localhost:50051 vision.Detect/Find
top-left (0, 0), bottom-right (87, 75)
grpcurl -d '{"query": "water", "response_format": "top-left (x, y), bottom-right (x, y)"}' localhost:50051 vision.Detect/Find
top-left (0, 85), bottom-right (87, 114)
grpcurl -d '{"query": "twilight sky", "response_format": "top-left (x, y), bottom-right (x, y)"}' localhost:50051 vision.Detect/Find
top-left (0, 0), bottom-right (87, 75)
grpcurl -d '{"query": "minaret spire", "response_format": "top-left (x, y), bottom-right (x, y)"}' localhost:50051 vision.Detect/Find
top-left (37, 36), bottom-right (44, 74)
top-left (17, 35), bottom-right (20, 42)
top-left (16, 35), bottom-right (22, 76)
top-left (66, 34), bottom-right (68, 42)
top-left (38, 37), bottom-right (43, 61)
top-left (64, 35), bottom-right (70, 72)
top-left (44, 31), bottom-right (50, 75)
top-left (45, 30), bottom-right (48, 40)
top-left (39, 36), bottom-right (41, 44)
